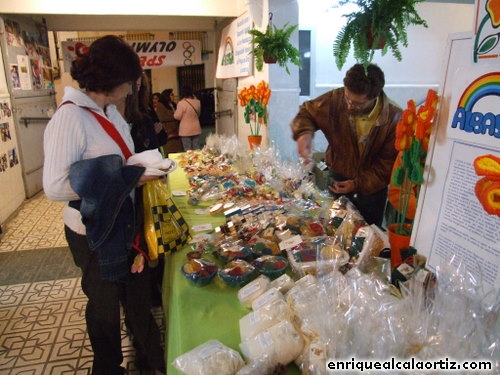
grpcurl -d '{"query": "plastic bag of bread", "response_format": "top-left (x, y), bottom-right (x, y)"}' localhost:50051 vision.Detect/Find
top-left (239, 299), bottom-right (292, 341)
top-left (269, 273), bottom-right (295, 294)
top-left (172, 339), bottom-right (245, 375)
top-left (251, 287), bottom-right (284, 311)
top-left (239, 319), bottom-right (304, 367)
top-left (295, 338), bottom-right (327, 375)
top-left (237, 275), bottom-right (271, 308)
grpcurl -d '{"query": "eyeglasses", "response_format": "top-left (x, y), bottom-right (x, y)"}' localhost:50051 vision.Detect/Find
top-left (344, 91), bottom-right (375, 110)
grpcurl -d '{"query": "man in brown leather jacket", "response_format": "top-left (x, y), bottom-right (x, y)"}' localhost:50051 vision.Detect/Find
top-left (290, 63), bottom-right (402, 226)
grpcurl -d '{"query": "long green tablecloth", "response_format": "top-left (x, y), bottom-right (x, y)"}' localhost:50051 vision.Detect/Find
top-left (163, 153), bottom-right (301, 375)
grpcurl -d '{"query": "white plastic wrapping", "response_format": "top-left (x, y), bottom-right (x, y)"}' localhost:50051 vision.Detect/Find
top-left (237, 274), bottom-right (270, 308)
top-left (269, 273), bottom-right (295, 294)
top-left (239, 298), bottom-right (292, 341)
top-left (251, 287), bottom-right (284, 311)
top-left (239, 319), bottom-right (305, 367)
top-left (172, 339), bottom-right (245, 375)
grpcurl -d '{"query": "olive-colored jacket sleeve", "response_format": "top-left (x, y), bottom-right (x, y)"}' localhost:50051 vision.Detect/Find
top-left (290, 88), bottom-right (402, 195)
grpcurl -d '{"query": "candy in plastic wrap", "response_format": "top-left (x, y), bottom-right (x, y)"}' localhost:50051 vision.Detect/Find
top-left (172, 339), bottom-right (245, 375)
top-left (324, 196), bottom-right (360, 236)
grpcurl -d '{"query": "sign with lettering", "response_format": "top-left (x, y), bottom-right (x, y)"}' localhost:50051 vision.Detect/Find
top-left (61, 39), bottom-right (202, 72)
top-left (412, 33), bottom-right (500, 292)
top-left (216, 11), bottom-right (252, 79)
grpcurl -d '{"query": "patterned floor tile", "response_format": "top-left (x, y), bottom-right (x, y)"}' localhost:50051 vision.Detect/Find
top-left (0, 192), bottom-right (67, 252)
top-left (0, 194), bottom-right (167, 375)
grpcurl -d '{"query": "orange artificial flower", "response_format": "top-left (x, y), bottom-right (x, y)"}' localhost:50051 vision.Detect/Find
top-left (238, 80), bottom-right (272, 136)
top-left (487, 0), bottom-right (500, 28)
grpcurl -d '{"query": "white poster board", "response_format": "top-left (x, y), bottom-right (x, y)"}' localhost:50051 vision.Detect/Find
top-left (215, 12), bottom-right (252, 79)
top-left (412, 32), bottom-right (500, 292)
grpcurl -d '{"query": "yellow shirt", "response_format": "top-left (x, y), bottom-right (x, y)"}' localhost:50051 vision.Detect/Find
top-left (354, 97), bottom-right (382, 155)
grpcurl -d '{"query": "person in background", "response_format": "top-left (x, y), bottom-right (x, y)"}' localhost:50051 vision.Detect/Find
top-left (121, 73), bottom-right (167, 153)
top-left (151, 91), bottom-right (160, 112)
top-left (290, 63), bottom-right (402, 226)
top-left (174, 85), bottom-right (202, 151)
top-left (157, 88), bottom-right (183, 155)
top-left (120, 73), bottom-right (167, 308)
top-left (42, 35), bottom-right (165, 375)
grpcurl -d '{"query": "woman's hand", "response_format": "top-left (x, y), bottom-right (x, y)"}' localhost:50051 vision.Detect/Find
top-left (137, 173), bottom-right (159, 186)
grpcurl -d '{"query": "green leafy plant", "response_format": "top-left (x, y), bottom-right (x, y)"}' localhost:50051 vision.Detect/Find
top-left (333, 0), bottom-right (428, 71)
top-left (248, 22), bottom-right (302, 74)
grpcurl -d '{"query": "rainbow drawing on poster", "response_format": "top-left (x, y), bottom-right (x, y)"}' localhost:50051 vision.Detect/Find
top-left (452, 72), bottom-right (500, 138)
top-left (221, 36), bottom-right (234, 66)
top-left (457, 72), bottom-right (500, 112)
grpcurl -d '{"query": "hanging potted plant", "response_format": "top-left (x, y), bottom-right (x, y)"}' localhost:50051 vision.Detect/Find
top-left (333, 0), bottom-right (428, 72)
top-left (237, 80), bottom-right (272, 149)
top-left (248, 13), bottom-right (302, 75)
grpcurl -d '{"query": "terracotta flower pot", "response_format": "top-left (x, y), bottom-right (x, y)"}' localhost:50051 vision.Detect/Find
top-left (387, 223), bottom-right (412, 269)
top-left (366, 25), bottom-right (387, 50)
top-left (248, 135), bottom-right (262, 149)
top-left (263, 54), bottom-right (277, 64)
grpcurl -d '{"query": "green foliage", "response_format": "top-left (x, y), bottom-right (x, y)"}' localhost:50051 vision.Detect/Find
top-left (248, 23), bottom-right (302, 74)
top-left (333, 0), bottom-right (428, 71)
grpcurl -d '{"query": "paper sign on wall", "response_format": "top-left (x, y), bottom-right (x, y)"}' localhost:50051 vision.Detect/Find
top-left (216, 12), bottom-right (253, 79)
top-left (412, 33), bottom-right (500, 292)
top-left (62, 39), bottom-right (202, 72)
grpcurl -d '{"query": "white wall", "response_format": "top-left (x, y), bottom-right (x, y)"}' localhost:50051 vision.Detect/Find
top-left (295, 1), bottom-right (475, 158)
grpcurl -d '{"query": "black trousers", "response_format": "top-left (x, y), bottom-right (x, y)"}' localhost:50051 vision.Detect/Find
top-left (64, 226), bottom-right (165, 375)
top-left (328, 171), bottom-right (388, 227)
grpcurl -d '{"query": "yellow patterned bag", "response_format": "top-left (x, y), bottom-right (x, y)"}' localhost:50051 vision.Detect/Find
top-left (143, 178), bottom-right (191, 261)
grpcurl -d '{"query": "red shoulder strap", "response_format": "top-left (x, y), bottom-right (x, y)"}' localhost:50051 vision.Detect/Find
top-left (61, 101), bottom-right (132, 160)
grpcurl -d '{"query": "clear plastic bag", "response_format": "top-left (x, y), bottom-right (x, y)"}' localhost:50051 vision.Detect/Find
top-left (172, 339), bottom-right (245, 375)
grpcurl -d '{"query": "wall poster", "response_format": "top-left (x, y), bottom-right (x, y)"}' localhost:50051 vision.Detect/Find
top-left (62, 39), bottom-right (202, 72)
top-left (412, 32), bottom-right (500, 292)
top-left (215, 11), bottom-right (253, 79)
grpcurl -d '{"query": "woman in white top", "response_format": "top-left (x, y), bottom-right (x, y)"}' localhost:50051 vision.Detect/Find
top-left (174, 85), bottom-right (202, 150)
top-left (43, 35), bottom-right (165, 375)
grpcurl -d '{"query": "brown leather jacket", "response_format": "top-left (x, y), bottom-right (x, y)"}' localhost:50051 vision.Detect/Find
top-left (290, 88), bottom-right (402, 195)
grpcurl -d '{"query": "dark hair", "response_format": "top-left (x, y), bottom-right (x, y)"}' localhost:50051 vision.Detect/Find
top-left (159, 88), bottom-right (174, 107)
top-left (70, 35), bottom-right (142, 93)
top-left (343, 64), bottom-right (385, 100)
top-left (180, 85), bottom-right (195, 98)
top-left (125, 73), bottom-right (152, 125)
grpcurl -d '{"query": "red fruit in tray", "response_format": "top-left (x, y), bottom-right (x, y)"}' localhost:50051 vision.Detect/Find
top-left (205, 264), bottom-right (217, 273)
top-left (228, 266), bottom-right (244, 276)
top-left (274, 261), bottom-right (286, 269)
top-left (309, 221), bottom-right (324, 234)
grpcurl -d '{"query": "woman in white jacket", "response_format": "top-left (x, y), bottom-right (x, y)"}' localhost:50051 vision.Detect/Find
top-left (43, 35), bottom-right (165, 375)
top-left (174, 85), bottom-right (202, 150)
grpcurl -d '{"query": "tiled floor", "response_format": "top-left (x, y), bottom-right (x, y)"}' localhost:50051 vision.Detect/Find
top-left (0, 192), bottom-right (165, 375)
top-left (0, 192), bottom-right (68, 253)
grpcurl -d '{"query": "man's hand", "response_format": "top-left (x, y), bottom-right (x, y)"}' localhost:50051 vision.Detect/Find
top-left (329, 179), bottom-right (355, 194)
top-left (297, 133), bottom-right (313, 160)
